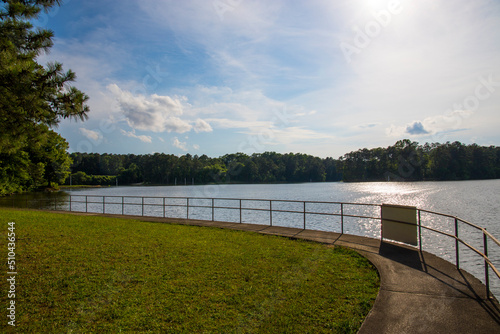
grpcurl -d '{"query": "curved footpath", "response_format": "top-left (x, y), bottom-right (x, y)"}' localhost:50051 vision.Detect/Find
top-left (55, 211), bottom-right (500, 333)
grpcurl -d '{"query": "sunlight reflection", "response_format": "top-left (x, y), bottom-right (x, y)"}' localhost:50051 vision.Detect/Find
top-left (351, 182), bottom-right (433, 209)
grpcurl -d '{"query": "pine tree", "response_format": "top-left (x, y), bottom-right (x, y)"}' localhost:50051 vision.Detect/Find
top-left (0, 0), bottom-right (89, 194)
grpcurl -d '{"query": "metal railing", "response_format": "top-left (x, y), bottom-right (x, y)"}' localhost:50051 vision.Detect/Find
top-left (65, 195), bottom-right (381, 231)
top-left (2, 194), bottom-right (499, 298)
top-left (416, 209), bottom-right (500, 299)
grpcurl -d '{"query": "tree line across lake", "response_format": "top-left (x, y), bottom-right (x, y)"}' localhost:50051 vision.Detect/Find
top-left (68, 139), bottom-right (500, 187)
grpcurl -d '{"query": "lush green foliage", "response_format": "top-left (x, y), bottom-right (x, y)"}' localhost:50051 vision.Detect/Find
top-left (69, 171), bottom-right (117, 186)
top-left (68, 140), bottom-right (500, 186)
top-left (69, 151), bottom-right (340, 185)
top-left (0, 209), bottom-right (379, 333)
top-left (339, 139), bottom-right (500, 182)
top-left (0, 0), bottom-right (89, 195)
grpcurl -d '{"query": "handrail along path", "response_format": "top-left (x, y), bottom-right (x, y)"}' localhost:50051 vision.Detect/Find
top-left (2, 193), bottom-right (500, 300)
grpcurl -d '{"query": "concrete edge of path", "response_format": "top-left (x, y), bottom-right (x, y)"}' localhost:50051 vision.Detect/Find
top-left (8, 209), bottom-right (500, 333)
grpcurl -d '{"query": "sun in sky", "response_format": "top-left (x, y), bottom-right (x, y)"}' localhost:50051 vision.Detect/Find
top-left (38, 0), bottom-right (500, 158)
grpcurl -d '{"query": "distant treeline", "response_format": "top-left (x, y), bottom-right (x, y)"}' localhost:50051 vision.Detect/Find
top-left (69, 151), bottom-right (339, 185)
top-left (340, 139), bottom-right (500, 182)
top-left (68, 140), bottom-right (500, 186)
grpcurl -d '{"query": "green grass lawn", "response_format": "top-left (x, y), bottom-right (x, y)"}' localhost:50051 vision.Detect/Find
top-left (0, 208), bottom-right (379, 333)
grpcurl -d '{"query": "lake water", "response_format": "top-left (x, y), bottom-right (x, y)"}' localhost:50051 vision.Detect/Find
top-left (63, 179), bottom-right (500, 235)
top-left (3, 180), bottom-right (500, 297)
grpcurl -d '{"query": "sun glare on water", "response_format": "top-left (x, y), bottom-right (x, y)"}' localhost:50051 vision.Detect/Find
top-left (351, 182), bottom-right (433, 209)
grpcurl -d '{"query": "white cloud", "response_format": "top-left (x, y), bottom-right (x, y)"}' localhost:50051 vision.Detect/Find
top-left (245, 126), bottom-right (335, 144)
top-left (193, 144), bottom-right (200, 150)
top-left (387, 110), bottom-right (474, 139)
top-left (120, 129), bottom-right (153, 143)
top-left (108, 84), bottom-right (192, 133)
top-left (172, 137), bottom-right (188, 151)
top-left (47, 0), bottom-right (500, 158)
top-left (193, 119), bottom-right (213, 133)
top-left (357, 123), bottom-right (381, 129)
top-left (137, 1), bottom-right (339, 93)
top-left (206, 118), bottom-right (271, 129)
top-left (79, 128), bottom-right (102, 142)
top-left (405, 122), bottom-right (430, 135)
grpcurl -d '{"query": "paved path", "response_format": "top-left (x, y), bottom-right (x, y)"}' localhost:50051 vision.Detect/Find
top-left (54, 211), bottom-right (500, 333)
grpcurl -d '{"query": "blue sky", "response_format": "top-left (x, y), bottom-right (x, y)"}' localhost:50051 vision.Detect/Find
top-left (37, 0), bottom-right (500, 158)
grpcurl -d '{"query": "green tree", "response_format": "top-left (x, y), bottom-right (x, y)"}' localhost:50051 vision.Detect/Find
top-left (0, 0), bottom-right (89, 194)
top-left (29, 126), bottom-right (72, 186)
top-left (118, 163), bottom-right (142, 184)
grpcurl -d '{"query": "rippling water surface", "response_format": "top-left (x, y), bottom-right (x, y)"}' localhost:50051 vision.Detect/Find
top-left (62, 179), bottom-right (500, 234)
top-left (3, 180), bottom-right (500, 297)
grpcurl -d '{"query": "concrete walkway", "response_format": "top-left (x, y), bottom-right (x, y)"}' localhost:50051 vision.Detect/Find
top-left (56, 211), bottom-right (500, 333)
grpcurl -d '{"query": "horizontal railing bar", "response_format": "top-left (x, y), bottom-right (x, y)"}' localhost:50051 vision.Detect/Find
top-left (420, 225), bottom-right (456, 239)
top-left (208, 205), bottom-right (243, 211)
top-left (67, 195), bottom-right (382, 207)
top-left (419, 208), bottom-right (457, 219)
top-left (416, 224), bottom-right (500, 283)
top-left (341, 214), bottom-right (380, 220)
top-left (456, 217), bottom-right (485, 231)
top-left (485, 231), bottom-right (500, 248)
top-left (486, 259), bottom-right (500, 280)
top-left (10, 194), bottom-right (500, 296)
top-left (419, 209), bottom-right (485, 231)
top-left (272, 210), bottom-right (337, 216)
top-left (418, 210), bottom-right (500, 249)
top-left (456, 240), bottom-right (500, 280)
top-left (181, 205), bottom-right (212, 209)
top-left (419, 224), bottom-right (500, 279)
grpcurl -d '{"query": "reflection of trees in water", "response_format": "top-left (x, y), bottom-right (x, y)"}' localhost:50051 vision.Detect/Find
top-left (0, 191), bottom-right (70, 210)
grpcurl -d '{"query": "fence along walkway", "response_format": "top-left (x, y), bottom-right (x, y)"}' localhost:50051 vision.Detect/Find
top-left (2, 194), bottom-right (500, 300)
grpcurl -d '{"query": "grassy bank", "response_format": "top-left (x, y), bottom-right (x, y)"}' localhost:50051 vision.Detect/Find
top-left (0, 209), bottom-right (379, 333)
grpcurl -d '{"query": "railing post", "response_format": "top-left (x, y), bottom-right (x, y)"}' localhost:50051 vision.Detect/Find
top-left (187, 198), bottom-right (189, 219)
top-left (54, 195), bottom-right (57, 210)
top-left (340, 203), bottom-right (344, 234)
top-left (380, 205), bottom-right (383, 241)
top-left (212, 198), bottom-right (214, 221)
top-left (303, 201), bottom-right (306, 229)
top-left (163, 197), bottom-right (165, 218)
top-left (455, 218), bottom-right (460, 269)
top-left (142, 197), bottom-right (144, 216)
top-left (69, 195), bottom-right (72, 212)
top-left (483, 231), bottom-right (490, 298)
top-left (240, 199), bottom-right (242, 223)
top-left (122, 196), bottom-right (124, 215)
top-left (102, 196), bottom-right (105, 214)
top-left (270, 200), bottom-right (273, 226)
top-left (418, 210), bottom-right (422, 252)
top-left (85, 196), bottom-right (88, 213)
